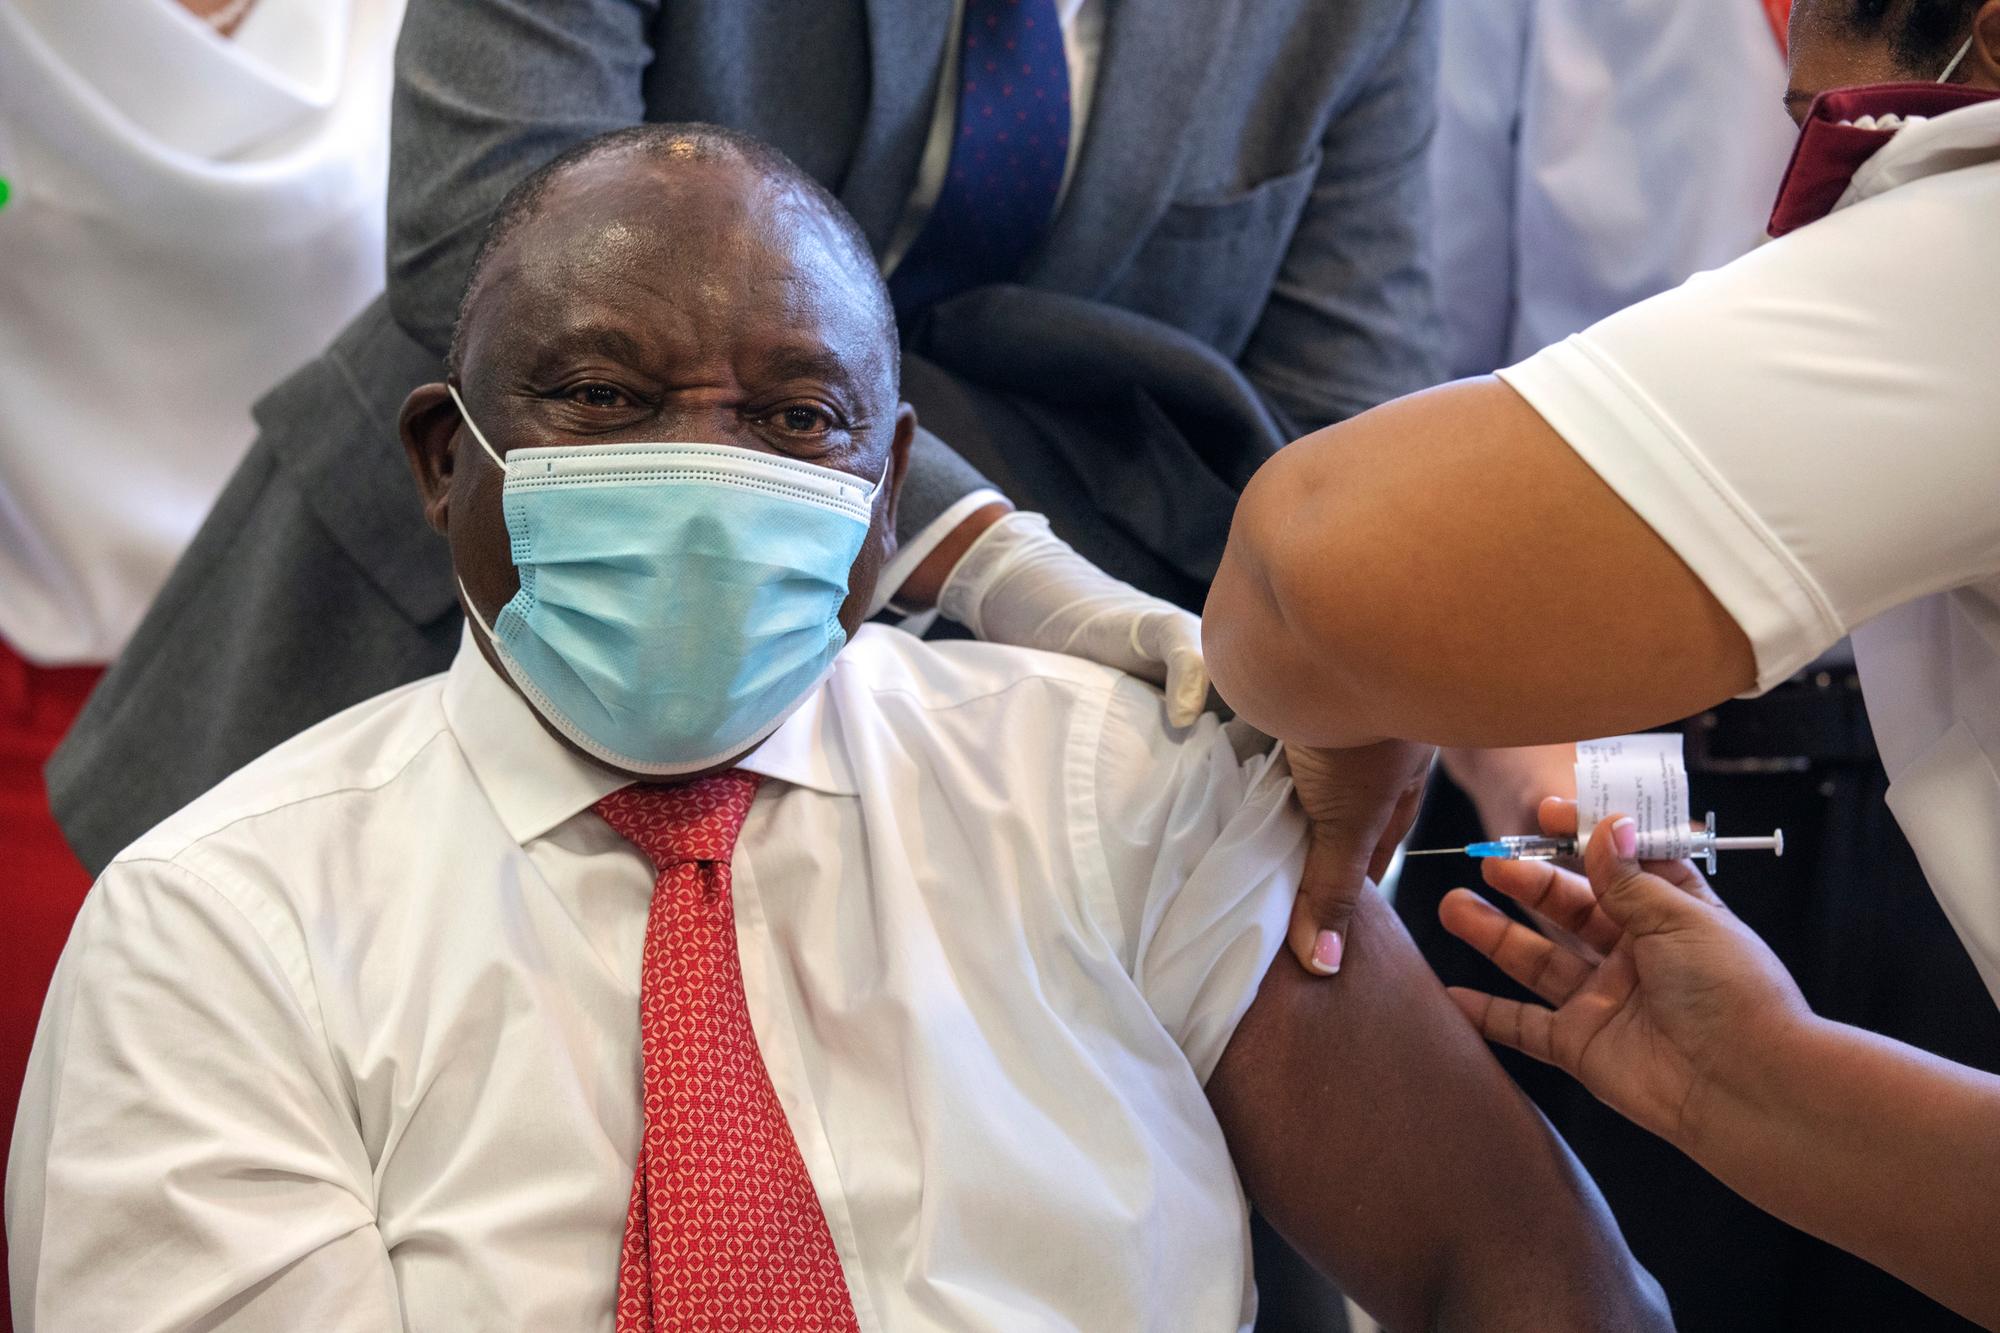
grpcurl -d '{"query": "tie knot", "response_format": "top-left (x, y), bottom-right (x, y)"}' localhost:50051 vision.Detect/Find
top-left (594, 771), bottom-right (764, 872)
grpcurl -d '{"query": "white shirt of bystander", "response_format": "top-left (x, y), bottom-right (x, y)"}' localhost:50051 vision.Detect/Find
top-left (1431, 0), bottom-right (1799, 378)
top-left (0, 0), bottom-right (403, 665)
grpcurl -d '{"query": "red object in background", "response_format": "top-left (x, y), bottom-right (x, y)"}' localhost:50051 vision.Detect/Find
top-left (1768, 81), bottom-right (2000, 234)
top-left (0, 637), bottom-right (102, 1333)
top-left (1764, 0), bottom-right (1793, 55)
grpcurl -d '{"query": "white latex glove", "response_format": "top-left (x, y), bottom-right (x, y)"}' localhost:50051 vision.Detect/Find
top-left (937, 512), bottom-right (1210, 726)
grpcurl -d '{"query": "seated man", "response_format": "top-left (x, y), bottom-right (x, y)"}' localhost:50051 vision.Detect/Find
top-left (6, 126), bottom-right (1666, 1332)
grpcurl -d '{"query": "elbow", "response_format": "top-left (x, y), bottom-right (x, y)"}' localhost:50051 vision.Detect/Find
top-left (1205, 449), bottom-right (1387, 746)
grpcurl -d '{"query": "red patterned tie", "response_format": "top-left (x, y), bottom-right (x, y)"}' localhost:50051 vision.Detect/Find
top-left (594, 772), bottom-right (860, 1332)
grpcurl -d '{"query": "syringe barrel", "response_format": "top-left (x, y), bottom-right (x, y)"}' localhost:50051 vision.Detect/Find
top-left (1492, 836), bottom-right (1576, 861)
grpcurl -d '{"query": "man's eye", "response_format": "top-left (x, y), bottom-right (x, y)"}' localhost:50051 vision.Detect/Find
top-left (568, 384), bottom-right (627, 408)
top-left (775, 405), bottom-right (835, 433)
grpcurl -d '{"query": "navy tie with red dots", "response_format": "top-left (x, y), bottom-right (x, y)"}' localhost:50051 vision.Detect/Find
top-left (889, 0), bottom-right (1071, 318)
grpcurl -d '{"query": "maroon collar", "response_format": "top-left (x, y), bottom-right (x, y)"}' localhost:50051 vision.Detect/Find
top-left (1767, 83), bottom-right (2000, 237)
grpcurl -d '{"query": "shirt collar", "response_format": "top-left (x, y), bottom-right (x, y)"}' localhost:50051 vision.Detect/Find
top-left (442, 627), bottom-right (859, 846)
top-left (1845, 96), bottom-right (2000, 211)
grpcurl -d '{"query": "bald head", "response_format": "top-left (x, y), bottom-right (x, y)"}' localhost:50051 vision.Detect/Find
top-left (447, 123), bottom-right (897, 383)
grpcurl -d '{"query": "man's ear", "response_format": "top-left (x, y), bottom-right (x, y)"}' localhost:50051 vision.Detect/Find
top-left (884, 402), bottom-right (916, 530)
top-left (871, 402), bottom-right (918, 570)
top-left (1974, 1), bottom-right (2000, 88)
top-left (400, 383), bottom-right (463, 535)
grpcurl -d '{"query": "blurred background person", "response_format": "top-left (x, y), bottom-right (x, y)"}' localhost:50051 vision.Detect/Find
top-left (1401, 1), bottom-right (2000, 1327)
top-left (0, 0), bottom-right (404, 1319)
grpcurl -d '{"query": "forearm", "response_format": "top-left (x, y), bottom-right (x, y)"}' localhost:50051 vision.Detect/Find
top-left (890, 499), bottom-right (1011, 609)
top-left (387, 0), bottom-right (657, 353)
top-left (1205, 378), bottom-right (1755, 748)
top-left (1688, 1015), bottom-right (2000, 1327)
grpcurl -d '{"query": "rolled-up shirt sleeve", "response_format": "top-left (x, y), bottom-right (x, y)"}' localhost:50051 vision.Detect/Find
top-left (7, 861), bottom-right (395, 1331)
top-left (1496, 170), bottom-right (2000, 693)
top-left (1084, 680), bottom-right (1305, 1083)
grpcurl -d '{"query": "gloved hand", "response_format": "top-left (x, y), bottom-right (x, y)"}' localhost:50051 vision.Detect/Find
top-left (937, 512), bottom-right (1210, 727)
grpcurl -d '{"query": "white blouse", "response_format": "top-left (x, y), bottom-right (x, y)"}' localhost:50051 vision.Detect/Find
top-left (0, 0), bottom-right (403, 664)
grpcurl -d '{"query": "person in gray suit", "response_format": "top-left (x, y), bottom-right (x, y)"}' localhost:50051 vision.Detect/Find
top-left (49, 0), bottom-right (1440, 880)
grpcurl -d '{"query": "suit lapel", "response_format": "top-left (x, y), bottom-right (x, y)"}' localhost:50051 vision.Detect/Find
top-left (1028, 0), bottom-right (1234, 293)
top-left (839, 0), bottom-right (956, 251)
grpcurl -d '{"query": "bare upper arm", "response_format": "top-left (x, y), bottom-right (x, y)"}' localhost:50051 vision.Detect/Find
top-left (1205, 885), bottom-right (1667, 1331)
top-left (1204, 376), bottom-right (1754, 749)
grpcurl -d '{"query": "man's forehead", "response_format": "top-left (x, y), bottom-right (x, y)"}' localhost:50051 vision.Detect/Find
top-left (471, 154), bottom-right (888, 366)
top-left (520, 155), bottom-right (779, 276)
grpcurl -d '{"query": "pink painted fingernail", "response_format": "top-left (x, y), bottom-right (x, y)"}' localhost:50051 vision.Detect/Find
top-left (1312, 930), bottom-right (1345, 975)
top-left (1612, 817), bottom-right (1638, 859)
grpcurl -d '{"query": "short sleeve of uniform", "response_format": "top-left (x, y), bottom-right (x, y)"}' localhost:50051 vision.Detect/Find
top-left (1497, 158), bottom-right (2000, 693)
top-left (1084, 679), bottom-right (1306, 1083)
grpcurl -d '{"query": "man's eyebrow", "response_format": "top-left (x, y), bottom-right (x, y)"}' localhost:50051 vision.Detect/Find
top-left (545, 323), bottom-right (650, 366)
top-left (757, 345), bottom-right (865, 390)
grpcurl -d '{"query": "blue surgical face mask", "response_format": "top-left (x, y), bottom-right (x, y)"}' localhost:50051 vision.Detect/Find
top-left (447, 383), bottom-right (886, 776)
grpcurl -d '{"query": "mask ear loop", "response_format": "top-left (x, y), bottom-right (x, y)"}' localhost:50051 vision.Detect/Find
top-left (457, 575), bottom-right (502, 644)
top-left (863, 449), bottom-right (896, 500)
top-left (1938, 33), bottom-right (1976, 84)
top-left (446, 382), bottom-right (511, 472)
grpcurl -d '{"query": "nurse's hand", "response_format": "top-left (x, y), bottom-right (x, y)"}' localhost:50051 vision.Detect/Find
top-left (1285, 739), bottom-right (1437, 974)
top-left (1439, 743), bottom-right (1577, 840)
top-left (1439, 802), bottom-right (1812, 1147)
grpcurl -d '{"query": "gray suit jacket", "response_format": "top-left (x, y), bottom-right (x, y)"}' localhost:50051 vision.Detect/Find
top-left (51, 0), bottom-right (1440, 874)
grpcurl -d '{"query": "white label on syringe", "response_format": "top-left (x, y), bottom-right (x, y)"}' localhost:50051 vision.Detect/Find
top-left (1575, 733), bottom-right (1692, 859)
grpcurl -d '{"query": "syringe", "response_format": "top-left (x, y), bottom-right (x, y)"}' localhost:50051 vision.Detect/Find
top-left (1406, 813), bottom-right (1784, 874)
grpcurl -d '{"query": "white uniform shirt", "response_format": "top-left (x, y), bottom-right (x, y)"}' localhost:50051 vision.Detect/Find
top-left (7, 626), bottom-right (1302, 1331)
top-left (1431, 0), bottom-right (1798, 377)
top-left (0, 0), bottom-right (401, 665)
top-left (1498, 100), bottom-right (2000, 1004)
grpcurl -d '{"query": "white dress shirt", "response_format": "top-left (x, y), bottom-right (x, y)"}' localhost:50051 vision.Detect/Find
top-left (1497, 101), bottom-right (2000, 1004)
top-left (0, 0), bottom-right (402, 665)
top-left (1430, 0), bottom-right (1798, 377)
top-left (8, 626), bottom-right (1303, 1331)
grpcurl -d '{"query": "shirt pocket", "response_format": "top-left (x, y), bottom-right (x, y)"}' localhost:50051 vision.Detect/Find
top-left (1883, 719), bottom-right (2000, 1011)
top-left (1102, 149), bottom-right (1324, 359)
